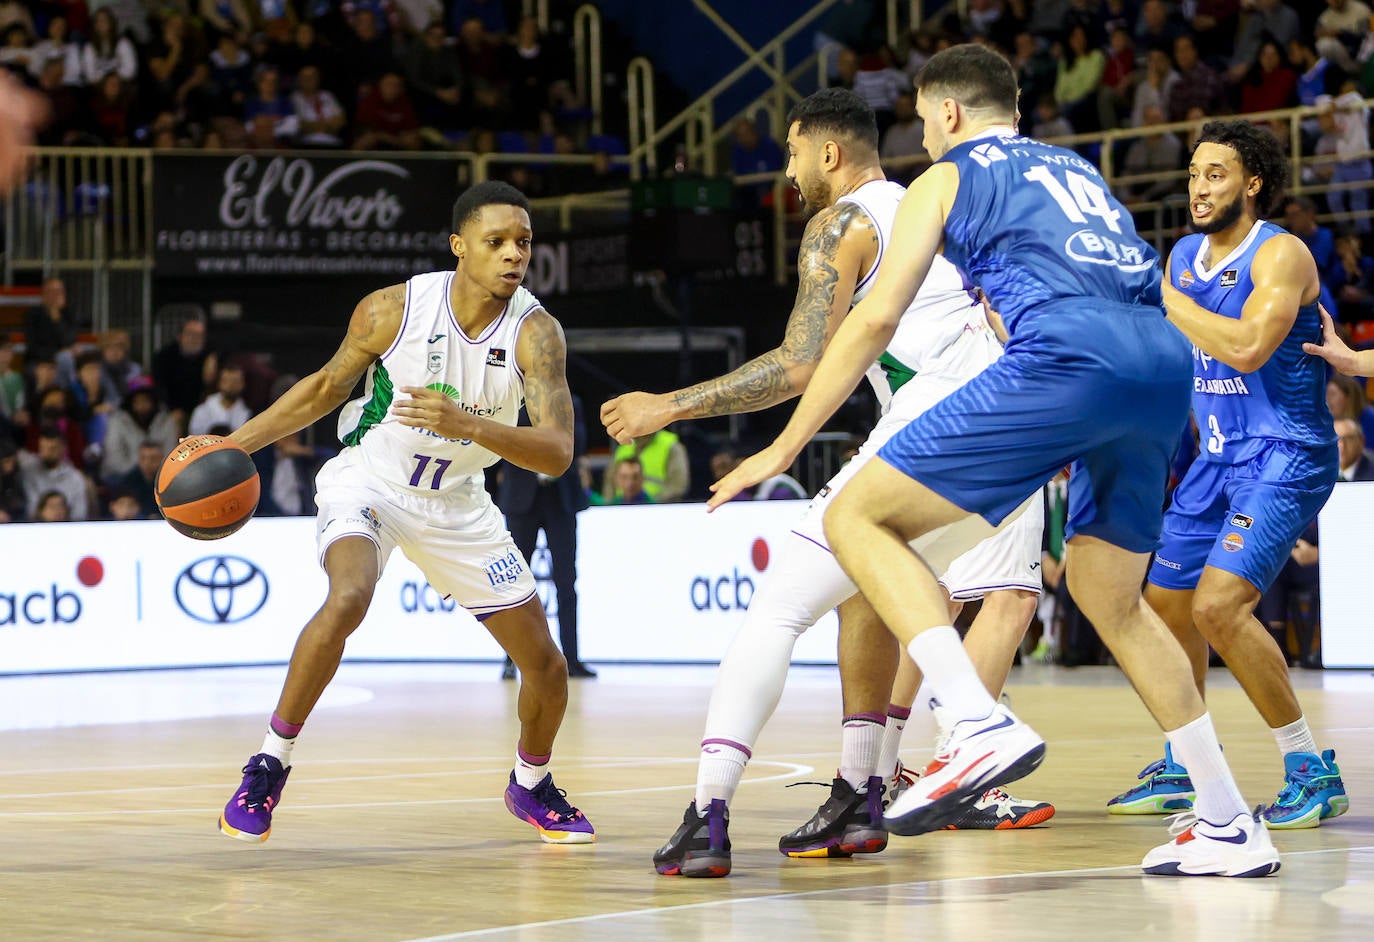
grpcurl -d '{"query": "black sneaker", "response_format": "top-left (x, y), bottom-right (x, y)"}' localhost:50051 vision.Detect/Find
top-left (778, 776), bottom-right (887, 858)
top-left (653, 799), bottom-right (731, 877)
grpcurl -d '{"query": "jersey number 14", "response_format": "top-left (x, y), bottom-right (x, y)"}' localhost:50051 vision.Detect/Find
top-left (1023, 165), bottom-right (1122, 234)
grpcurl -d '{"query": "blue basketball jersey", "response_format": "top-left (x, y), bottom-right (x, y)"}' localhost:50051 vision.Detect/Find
top-left (1168, 220), bottom-right (1336, 466)
top-left (940, 129), bottom-right (1163, 336)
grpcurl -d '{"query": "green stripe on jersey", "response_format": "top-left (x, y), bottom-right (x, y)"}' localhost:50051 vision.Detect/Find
top-left (341, 362), bottom-right (394, 446)
top-left (877, 351), bottom-right (916, 395)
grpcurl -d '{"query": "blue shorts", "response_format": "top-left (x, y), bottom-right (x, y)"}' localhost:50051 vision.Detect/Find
top-left (877, 301), bottom-right (1192, 554)
top-left (1148, 442), bottom-right (1337, 593)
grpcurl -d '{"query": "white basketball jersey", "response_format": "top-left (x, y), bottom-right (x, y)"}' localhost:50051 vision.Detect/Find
top-left (336, 271), bottom-right (539, 492)
top-left (840, 180), bottom-right (994, 412)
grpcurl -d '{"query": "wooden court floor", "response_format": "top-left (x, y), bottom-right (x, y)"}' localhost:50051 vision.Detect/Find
top-left (1, 662), bottom-right (1371, 941)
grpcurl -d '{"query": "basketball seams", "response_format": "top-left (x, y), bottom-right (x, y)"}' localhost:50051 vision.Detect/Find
top-left (156, 435), bottom-right (261, 540)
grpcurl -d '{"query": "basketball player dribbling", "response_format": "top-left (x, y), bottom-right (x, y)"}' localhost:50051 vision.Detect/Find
top-left (602, 89), bottom-right (1049, 879)
top-left (217, 182), bottom-right (595, 846)
top-left (1107, 120), bottom-right (1347, 828)
top-left (715, 45), bottom-right (1281, 877)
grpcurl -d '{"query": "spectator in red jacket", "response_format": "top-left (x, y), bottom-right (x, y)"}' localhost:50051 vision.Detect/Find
top-left (353, 71), bottom-right (421, 150)
top-left (1239, 39), bottom-right (1298, 115)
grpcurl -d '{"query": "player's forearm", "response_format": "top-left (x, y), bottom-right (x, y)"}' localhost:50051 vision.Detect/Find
top-left (464, 420), bottom-right (572, 477)
top-left (230, 371), bottom-right (350, 454)
top-left (1163, 288), bottom-right (1267, 372)
top-left (667, 349), bottom-right (811, 420)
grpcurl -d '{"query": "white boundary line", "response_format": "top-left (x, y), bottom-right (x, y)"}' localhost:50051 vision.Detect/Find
top-left (0, 759), bottom-right (815, 817)
top-left (399, 844), bottom-right (1374, 942)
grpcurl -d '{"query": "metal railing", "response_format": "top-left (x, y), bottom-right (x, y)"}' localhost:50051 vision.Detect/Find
top-left (626, 0), bottom-right (843, 178)
top-left (521, 0), bottom-right (549, 34)
top-left (627, 56), bottom-right (657, 180)
top-left (572, 4), bottom-right (603, 137)
top-left (2, 148), bottom-right (153, 360)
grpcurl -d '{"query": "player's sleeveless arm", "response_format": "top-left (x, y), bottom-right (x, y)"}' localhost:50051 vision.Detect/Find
top-left (231, 285), bottom-right (404, 454)
top-left (709, 167), bottom-right (957, 506)
top-left (435, 308), bottom-right (574, 477)
top-left (768, 165), bottom-right (955, 459)
top-left (1162, 235), bottom-right (1314, 372)
top-left (668, 202), bottom-right (875, 418)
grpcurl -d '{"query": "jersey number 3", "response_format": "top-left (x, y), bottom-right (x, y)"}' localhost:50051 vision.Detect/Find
top-left (1023, 165), bottom-right (1122, 234)
top-left (1205, 415), bottom-right (1225, 455)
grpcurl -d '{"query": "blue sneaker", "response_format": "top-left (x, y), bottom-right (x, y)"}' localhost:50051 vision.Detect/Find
top-left (1107, 743), bottom-right (1195, 815)
top-left (1262, 749), bottom-right (1349, 830)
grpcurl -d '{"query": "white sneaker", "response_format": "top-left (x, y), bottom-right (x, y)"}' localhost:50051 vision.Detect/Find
top-left (882, 703), bottom-right (1046, 837)
top-left (884, 760), bottom-right (919, 809)
top-left (1141, 807), bottom-right (1281, 877)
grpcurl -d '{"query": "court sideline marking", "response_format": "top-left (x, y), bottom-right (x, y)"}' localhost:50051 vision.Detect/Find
top-left (400, 844), bottom-right (1374, 941)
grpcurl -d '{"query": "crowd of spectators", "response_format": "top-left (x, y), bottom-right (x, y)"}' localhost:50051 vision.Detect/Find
top-left (804, 1), bottom-right (1374, 225)
top-left (1, 1), bottom-right (625, 195)
top-left (0, 279), bottom-right (325, 523)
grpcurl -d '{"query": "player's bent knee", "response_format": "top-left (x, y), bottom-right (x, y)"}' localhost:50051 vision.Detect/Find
top-left (322, 585), bottom-right (375, 629)
top-left (519, 646), bottom-right (568, 683)
top-left (1190, 596), bottom-right (1253, 645)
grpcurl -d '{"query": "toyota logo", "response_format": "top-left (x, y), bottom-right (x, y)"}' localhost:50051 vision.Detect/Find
top-left (174, 555), bottom-right (269, 624)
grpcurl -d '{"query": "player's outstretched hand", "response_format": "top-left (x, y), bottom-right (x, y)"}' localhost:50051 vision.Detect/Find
top-left (0, 72), bottom-right (46, 194)
top-left (600, 391), bottom-right (668, 444)
top-left (1302, 305), bottom-right (1362, 376)
top-left (707, 444), bottom-right (791, 511)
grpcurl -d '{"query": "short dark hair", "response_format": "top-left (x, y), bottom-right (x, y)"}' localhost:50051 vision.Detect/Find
top-left (1194, 120), bottom-right (1290, 218)
top-left (451, 181), bottom-right (531, 234)
top-left (786, 88), bottom-right (879, 152)
top-left (916, 44), bottom-right (1017, 116)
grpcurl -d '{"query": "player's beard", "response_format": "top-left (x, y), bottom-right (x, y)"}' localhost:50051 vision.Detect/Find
top-left (796, 177), bottom-right (832, 219)
top-left (1191, 194), bottom-right (1246, 235)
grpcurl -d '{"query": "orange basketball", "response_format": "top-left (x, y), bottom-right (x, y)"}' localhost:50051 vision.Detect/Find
top-left (155, 435), bottom-right (260, 540)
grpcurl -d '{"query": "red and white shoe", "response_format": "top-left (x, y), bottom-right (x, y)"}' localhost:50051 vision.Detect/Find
top-left (942, 787), bottom-right (1056, 830)
top-left (1141, 808), bottom-right (1281, 877)
top-left (882, 703), bottom-right (1045, 836)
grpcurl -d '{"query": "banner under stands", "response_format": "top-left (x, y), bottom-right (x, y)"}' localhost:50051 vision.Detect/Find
top-left (0, 500), bottom-right (834, 674)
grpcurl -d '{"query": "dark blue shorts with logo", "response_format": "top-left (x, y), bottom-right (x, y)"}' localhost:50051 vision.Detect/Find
top-left (1148, 441), bottom-right (1336, 593)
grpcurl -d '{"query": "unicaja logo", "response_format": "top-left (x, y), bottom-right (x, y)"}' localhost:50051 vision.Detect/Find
top-left (175, 555), bottom-right (269, 624)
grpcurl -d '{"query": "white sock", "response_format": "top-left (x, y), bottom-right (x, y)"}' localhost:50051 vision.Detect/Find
top-left (1166, 712), bottom-right (1247, 824)
top-left (840, 715), bottom-right (885, 790)
top-left (906, 627), bottom-right (998, 722)
top-left (877, 704), bottom-right (911, 781)
top-left (514, 748), bottom-right (550, 790)
top-left (696, 741), bottom-right (750, 807)
top-left (1272, 716), bottom-right (1318, 758)
top-left (260, 729), bottom-right (295, 767)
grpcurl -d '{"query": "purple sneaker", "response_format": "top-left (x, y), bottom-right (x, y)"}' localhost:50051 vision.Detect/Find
top-left (219, 753), bottom-right (291, 843)
top-left (504, 771), bottom-right (596, 844)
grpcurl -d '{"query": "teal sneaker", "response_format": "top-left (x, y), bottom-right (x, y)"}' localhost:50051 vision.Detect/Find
top-left (1262, 749), bottom-right (1349, 830)
top-left (1107, 743), bottom-right (1196, 815)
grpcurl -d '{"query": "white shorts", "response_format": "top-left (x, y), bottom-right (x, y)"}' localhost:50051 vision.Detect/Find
top-left (314, 450), bottom-right (536, 618)
top-left (794, 370), bottom-right (1044, 600)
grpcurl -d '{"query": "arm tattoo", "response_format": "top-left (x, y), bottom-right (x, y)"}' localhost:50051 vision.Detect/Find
top-left (522, 312), bottom-right (574, 434)
top-left (321, 288), bottom-right (399, 398)
top-left (669, 202), bottom-right (871, 417)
